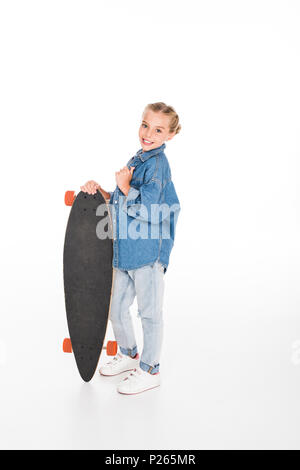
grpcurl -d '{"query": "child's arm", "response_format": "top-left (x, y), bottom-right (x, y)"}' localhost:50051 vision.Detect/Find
top-left (115, 164), bottom-right (162, 222)
top-left (119, 165), bottom-right (180, 225)
top-left (115, 166), bottom-right (135, 196)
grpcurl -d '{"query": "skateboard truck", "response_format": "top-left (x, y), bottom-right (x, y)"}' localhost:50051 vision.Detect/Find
top-left (63, 338), bottom-right (118, 356)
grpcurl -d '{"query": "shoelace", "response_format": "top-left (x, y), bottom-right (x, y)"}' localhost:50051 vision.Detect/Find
top-left (107, 353), bottom-right (123, 366)
top-left (124, 368), bottom-right (142, 382)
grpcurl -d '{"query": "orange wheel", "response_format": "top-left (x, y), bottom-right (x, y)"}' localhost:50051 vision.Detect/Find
top-left (64, 191), bottom-right (76, 206)
top-left (63, 338), bottom-right (72, 353)
top-left (106, 341), bottom-right (118, 356)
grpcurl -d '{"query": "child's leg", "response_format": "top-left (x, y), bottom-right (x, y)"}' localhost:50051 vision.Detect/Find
top-left (132, 261), bottom-right (165, 373)
top-left (109, 267), bottom-right (138, 358)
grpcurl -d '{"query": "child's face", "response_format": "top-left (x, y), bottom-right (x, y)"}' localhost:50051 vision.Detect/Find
top-left (139, 109), bottom-right (176, 152)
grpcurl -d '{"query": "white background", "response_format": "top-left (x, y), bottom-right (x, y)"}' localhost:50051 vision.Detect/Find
top-left (0, 0), bottom-right (300, 450)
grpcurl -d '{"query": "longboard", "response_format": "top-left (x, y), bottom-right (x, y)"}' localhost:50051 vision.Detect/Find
top-left (63, 189), bottom-right (117, 382)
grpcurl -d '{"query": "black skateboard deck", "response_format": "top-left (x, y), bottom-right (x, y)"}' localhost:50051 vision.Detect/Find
top-left (63, 190), bottom-right (115, 382)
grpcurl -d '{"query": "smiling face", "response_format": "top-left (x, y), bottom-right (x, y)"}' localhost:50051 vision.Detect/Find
top-left (139, 109), bottom-right (176, 152)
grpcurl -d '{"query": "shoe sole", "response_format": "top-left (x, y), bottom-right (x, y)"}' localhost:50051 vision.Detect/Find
top-left (117, 384), bottom-right (161, 395)
top-left (99, 367), bottom-right (137, 377)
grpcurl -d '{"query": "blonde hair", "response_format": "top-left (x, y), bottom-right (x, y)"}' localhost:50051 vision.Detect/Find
top-left (143, 102), bottom-right (181, 135)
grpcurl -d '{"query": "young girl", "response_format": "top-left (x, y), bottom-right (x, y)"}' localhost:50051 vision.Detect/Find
top-left (81, 102), bottom-right (181, 394)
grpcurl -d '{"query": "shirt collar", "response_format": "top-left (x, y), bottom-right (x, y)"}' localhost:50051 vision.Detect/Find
top-left (135, 143), bottom-right (166, 162)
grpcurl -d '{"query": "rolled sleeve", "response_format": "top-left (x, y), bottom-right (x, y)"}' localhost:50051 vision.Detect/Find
top-left (126, 187), bottom-right (140, 205)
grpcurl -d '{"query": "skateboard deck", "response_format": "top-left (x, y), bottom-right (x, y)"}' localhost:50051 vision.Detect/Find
top-left (63, 190), bottom-right (115, 382)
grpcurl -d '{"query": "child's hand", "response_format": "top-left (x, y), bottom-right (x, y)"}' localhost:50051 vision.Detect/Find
top-left (80, 180), bottom-right (101, 195)
top-left (115, 166), bottom-right (135, 193)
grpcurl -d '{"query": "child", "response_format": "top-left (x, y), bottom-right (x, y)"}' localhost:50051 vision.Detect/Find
top-left (80, 102), bottom-right (181, 394)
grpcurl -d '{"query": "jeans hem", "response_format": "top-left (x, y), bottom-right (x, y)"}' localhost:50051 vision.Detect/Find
top-left (140, 360), bottom-right (160, 374)
top-left (119, 345), bottom-right (138, 358)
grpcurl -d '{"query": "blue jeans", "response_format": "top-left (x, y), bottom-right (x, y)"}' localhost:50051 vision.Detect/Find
top-left (109, 260), bottom-right (165, 374)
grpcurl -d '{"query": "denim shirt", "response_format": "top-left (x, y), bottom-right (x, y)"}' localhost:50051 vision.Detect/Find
top-left (108, 143), bottom-right (181, 273)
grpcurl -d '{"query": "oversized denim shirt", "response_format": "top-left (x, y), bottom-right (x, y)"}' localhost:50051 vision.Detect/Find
top-left (108, 143), bottom-right (181, 273)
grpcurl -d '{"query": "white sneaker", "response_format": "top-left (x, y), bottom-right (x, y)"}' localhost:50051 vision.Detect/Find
top-left (99, 352), bottom-right (139, 376)
top-left (117, 367), bottom-right (161, 395)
